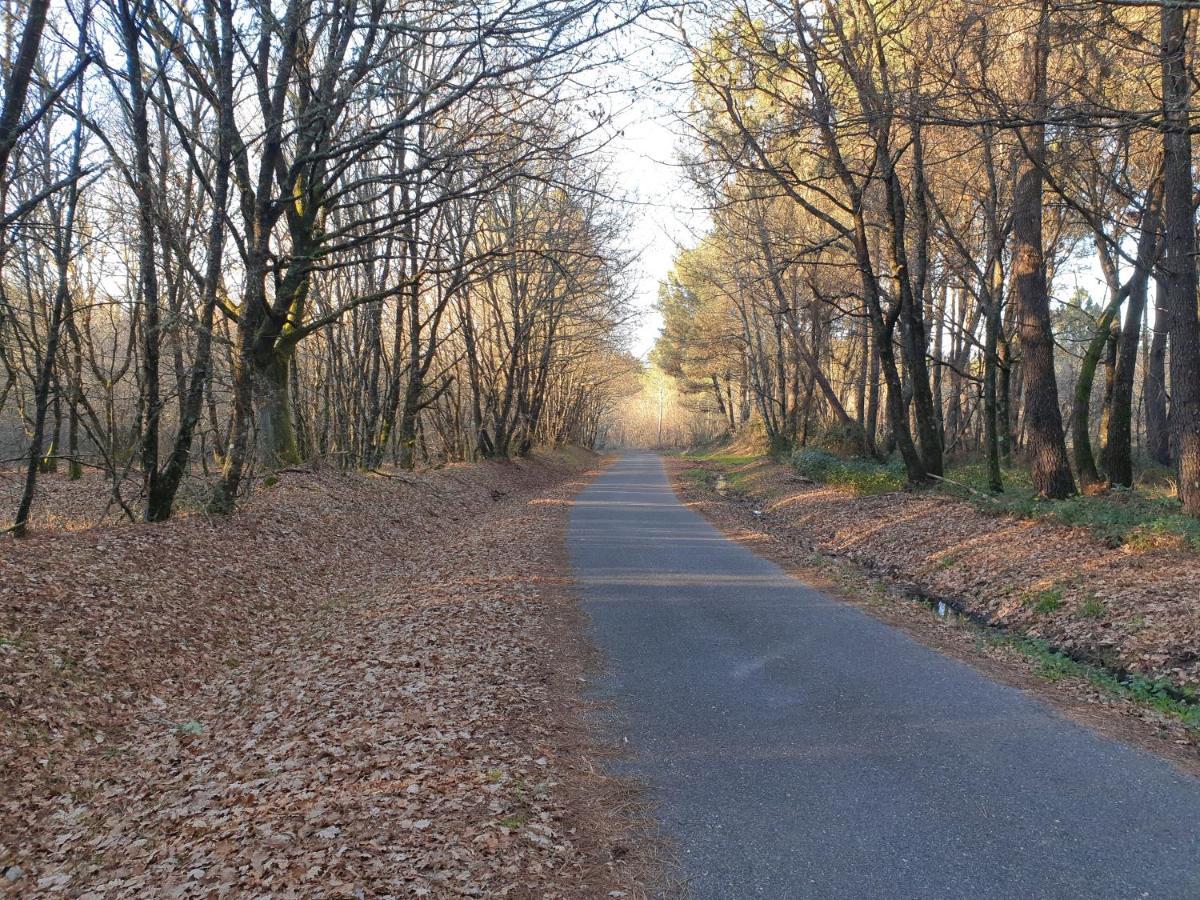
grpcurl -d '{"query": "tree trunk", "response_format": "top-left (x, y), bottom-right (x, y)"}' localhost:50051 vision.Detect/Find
top-left (984, 277), bottom-right (1004, 492)
top-left (12, 28), bottom-right (85, 536)
top-left (146, 0), bottom-right (234, 521)
top-left (1010, 2), bottom-right (1075, 499)
top-left (866, 330), bottom-right (880, 452)
top-left (1073, 295), bottom-right (1122, 488)
top-left (1103, 182), bottom-right (1161, 486)
top-left (40, 393), bottom-right (61, 473)
top-left (1161, 1), bottom-right (1200, 514)
top-left (884, 160), bottom-right (943, 477)
top-left (253, 347), bottom-right (301, 468)
top-left (396, 380), bottom-right (421, 469)
top-left (67, 367), bottom-right (82, 480)
top-left (1104, 282), bottom-right (1147, 486)
top-left (998, 329), bottom-right (1014, 462)
top-left (117, 0), bottom-right (166, 518)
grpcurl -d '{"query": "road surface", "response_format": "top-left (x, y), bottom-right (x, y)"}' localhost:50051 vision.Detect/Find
top-left (568, 453), bottom-right (1200, 898)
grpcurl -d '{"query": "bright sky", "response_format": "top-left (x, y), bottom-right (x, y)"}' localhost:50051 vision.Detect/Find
top-left (609, 118), bottom-right (698, 357)
top-left (593, 24), bottom-right (708, 360)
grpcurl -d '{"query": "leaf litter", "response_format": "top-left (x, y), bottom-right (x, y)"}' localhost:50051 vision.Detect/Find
top-left (1, 451), bottom-right (655, 897)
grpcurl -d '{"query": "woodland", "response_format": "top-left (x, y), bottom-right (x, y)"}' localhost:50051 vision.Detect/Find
top-left (0, 0), bottom-right (642, 534)
top-left (3, 0), bottom-right (1200, 527)
top-left (0, 7), bottom-right (657, 889)
top-left (4, 0), bottom-right (1200, 893)
top-left (654, 0), bottom-right (1200, 518)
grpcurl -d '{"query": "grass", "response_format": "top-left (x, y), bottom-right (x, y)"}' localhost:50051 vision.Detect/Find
top-left (685, 449), bottom-right (762, 466)
top-left (682, 466), bottom-right (736, 493)
top-left (986, 632), bottom-right (1200, 732)
top-left (1077, 596), bottom-right (1106, 619)
top-left (940, 461), bottom-right (1200, 551)
top-left (678, 447), bottom-right (764, 495)
top-left (933, 551), bottom-right (964, 571)
top-left (682, 454), bottom-right (759, 493)
top-left (1023, 587), bottom-right (1064, 614)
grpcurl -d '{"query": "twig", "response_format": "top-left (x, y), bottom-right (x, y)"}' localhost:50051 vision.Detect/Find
top-left (0, 453), bottom-right (110, 471)
top-left (926, 473), bottom-right (1003, 503)
top-left (369, 468), bottom-right (417, 484)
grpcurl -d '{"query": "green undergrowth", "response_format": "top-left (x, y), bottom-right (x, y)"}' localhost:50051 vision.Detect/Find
top-left (940, 461), bottom-right (1200, 551)
top-left (682, 464), bottom-right (753, 494)
top-left (791, 448), bottom-right (905, 496)
top-left (681, 448), bottom-right (765, 494)
top-left (684, 449), bottom-right (761, 467)
top-left (680, 467), bottom-right (712, 489)
top-left (1023, 587), bottom-right (1064, 613)
top-left (983, 632), bottom-right (1200, 732)
top-left (779, 447), bottom-right (1200, 551)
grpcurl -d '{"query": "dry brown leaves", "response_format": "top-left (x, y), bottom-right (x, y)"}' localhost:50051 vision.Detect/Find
top-left (0, 469), bottom-right (126, 532)
top-left (1, 450), bottom-right (648, 897)
top-left (671, 458), bottom-right (1200, 691)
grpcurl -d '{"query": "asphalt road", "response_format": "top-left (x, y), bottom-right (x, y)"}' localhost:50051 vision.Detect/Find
top-left (568, 453), bottom-right (1200, 899)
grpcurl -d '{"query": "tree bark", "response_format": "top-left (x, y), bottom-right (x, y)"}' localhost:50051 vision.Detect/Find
top-left (1161, 1), bottom-right (1200, 514)
top-left (1102, 180), bottom-right (1162, 486)
top-left (146, 0), bottom-right (233, 520)
top-left (1073, 294), bottom-right (1123, 488)
top-left (1010, 2), bottom-right (1075, 499)
top-left (13, 66), bottom-right (85, 534)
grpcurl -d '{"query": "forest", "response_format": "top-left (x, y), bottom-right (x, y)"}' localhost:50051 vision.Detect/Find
top-left (0, 0), bottom-right (641, 534)
top-left (5, 0), bottom-right (1200, 528)
top-left (653, 0), bottom-right (1200, 516)
top-left (5, 0), bottom-right (1200, 895)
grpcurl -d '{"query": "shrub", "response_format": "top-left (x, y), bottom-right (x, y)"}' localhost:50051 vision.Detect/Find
top-left (791, 448), bottom-right (840, 479)
top-left (814, 421), bottom-right (870, 456)
top-left (940, 461), bottom-right (1200, 551)
top-left (791, 448), bottom-right (905, 496)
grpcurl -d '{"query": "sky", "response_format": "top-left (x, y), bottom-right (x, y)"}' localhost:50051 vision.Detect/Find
top-left (590, 24), bottom-right (709, 360)
top-left (608, 110), bottom-right (698, 358)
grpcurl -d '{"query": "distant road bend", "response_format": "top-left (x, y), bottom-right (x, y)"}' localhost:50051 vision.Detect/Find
top-left (569, 453), bottom-right (1200, 899)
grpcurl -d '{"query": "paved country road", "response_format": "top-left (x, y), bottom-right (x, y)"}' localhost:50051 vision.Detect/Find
top-left (568, 454), bottom-right (1200, 899)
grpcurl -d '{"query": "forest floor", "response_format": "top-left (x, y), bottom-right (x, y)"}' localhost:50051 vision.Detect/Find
top-left (0, 450), bottom-right (657, 897)
top-left (669, 452), bottom-right (1200, 774)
